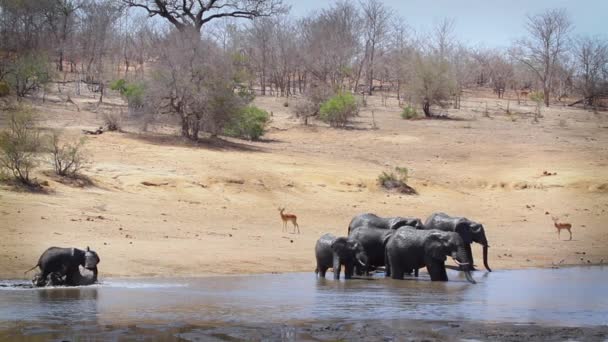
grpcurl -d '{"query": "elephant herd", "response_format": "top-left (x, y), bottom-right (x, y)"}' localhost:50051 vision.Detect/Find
top-left (25, 212), bottom-right (490, 287)
top-left (315, 212), bottom-right (491, 284)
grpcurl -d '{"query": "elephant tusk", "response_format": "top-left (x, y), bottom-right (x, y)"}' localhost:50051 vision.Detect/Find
top-left (452, 258), bottom-right (469, 267)
top-left (357, 259), bottom-right (366, 267)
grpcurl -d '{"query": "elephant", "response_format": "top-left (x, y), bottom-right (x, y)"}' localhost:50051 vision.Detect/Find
top-left (385, 227), bottom-right (476, 284)
top-left (347, 213), bottom-right (424, 234)
top-left (27, 246), bottom-right (100, 287)
top-left (32, 266), bottom-right (98, 287)
top-left (315, 233), bottom-right (368, 279)
top-left (423, 212), bottom-right (491, 272)
top-left (348, 225), bottom-right (395, 274)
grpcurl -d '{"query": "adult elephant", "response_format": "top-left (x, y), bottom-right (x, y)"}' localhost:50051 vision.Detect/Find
top-left (348, 225), bottom-right (395, 274)
top-left (423, 213), bottom-right (491, 272)
top-left (385, 227), bottom-right (476, 283)
top-left (315, 233), bottom-right (368, 280)
top-left (27, 246), bottom-right (100, 287)
top-left (347, 213), bottom-right (424, 234)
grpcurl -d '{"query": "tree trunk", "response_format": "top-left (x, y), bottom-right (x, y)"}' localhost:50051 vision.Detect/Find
top-left (544, 86), bottom-right (550, 107)
top-left (423, 100), bottom-right (431, 117)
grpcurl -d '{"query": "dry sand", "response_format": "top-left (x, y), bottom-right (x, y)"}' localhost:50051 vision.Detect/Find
top-left (1, 90), bottom-right (607, 279)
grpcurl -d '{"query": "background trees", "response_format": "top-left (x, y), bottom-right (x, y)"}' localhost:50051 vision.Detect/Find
top-left (0, 1), bottom-right (605, 136)
top-left (515, 9), bottom-right (572, 107)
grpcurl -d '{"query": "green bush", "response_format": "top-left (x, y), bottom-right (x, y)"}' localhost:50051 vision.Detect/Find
top-left (110, 79), bottom-right (145, 108)
top-left (224, 106), bottom-right (270, 141)
top-left (0, 81), bottom-right (9, 97)
top-left (400, 106), bottom-right (418, 120)
top-left (319, 92), bottom-right (359, 127)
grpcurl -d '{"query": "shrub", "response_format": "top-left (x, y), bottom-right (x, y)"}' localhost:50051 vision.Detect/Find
top-left (0, 109), bottom-right (42, 184)
top-left (102, 111), bottom-right (122, 131)
top-left (401, 106), bottom-right (418, 120)
top-left (49, 131), bottom-right (88, 177)
top-left (319, 92), bottom-right (359, 127)
top-left (110, 79), bottom-right (145, 108)
top-left (224, 106), bottom-right (270, 141)
top-left (378, 166), bottom-right (416, 195)
top-left (0, 81), bottom-right (9, 97)
top-left (5, 54), bottom-right (53, 97)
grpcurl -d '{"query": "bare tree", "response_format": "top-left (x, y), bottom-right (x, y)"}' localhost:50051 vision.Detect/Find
top-left (360, 0), bottom-right (391, 95)
top-left (515, 8), bottom-right (572, 107)
top-left (299, 2), bottom-right (361, 90)
top-left (572, 36), bottom-right (608, 107)
top-left (121, 0), bottom-right (287, 33)
top-left (147, 31), bottom-right (247, 140)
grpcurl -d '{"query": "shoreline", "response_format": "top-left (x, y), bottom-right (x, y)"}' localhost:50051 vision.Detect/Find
top-left (2, 318), bottom-right (607, 341)
top-left (5, 262), bottom-right (606, 281)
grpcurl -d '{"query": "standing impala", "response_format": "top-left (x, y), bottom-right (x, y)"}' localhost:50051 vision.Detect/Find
top-left (278, 207), bottom-right (300, 234)
top-left (552, 216), bottom-right (572, 241)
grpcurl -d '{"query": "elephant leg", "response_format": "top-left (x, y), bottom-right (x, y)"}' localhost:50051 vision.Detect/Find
top-left (385, 249), bottom-right (391, 278)
top-left (318, 266), bottom-right (328, 278)
top-left (344, 263), bottom-right (354, 280)
top-left (465, 244), bottom-right (476, 271)
top-left (333, 255), bottom-right (341, 280)
top-left (439, 263), bottom-right (448, 281)
top-left (390, 263), bottom-right (404, 280)
top-left (414, 268), bottom-right (419, 277)
top-left (427, 262), bottom-right (448, 281)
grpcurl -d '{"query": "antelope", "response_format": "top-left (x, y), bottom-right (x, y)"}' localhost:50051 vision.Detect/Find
top-left (278, 207), bottom-right (300, 234)
top-left (552, 216), bottom-right (572, 241)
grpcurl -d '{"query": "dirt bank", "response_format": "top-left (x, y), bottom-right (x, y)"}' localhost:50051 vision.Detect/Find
top-left (1, 92), bottom-right (607, 278)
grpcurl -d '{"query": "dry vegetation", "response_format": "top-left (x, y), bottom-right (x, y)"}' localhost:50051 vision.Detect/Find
top-left (0, 0), bottom-right (607, 278)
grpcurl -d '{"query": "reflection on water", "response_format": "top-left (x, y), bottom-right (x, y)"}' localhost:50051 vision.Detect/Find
top-left (0, 266), bottom-right (606, 336)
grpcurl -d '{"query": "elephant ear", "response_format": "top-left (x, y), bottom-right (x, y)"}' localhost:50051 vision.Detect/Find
top-left (454, 220), bottom-right (473, 244)
top-left (331, 237), bottom-right (349, 255)
top-left (426, 232), bottom-right (448, 261)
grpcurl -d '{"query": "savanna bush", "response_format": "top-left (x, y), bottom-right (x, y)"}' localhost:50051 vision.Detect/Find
top-left (319, 92), bottom-right (359, 127)
top-left (49, 131), bottom-right (88, 178)
top-left (400, 106), bottom-right (418, 120)
top-left (0, 81), bottom-right (9, 97)
top-left (224, 106), bottom-right (270, 141)
top-left (0, 108), bottom-right (42, 185)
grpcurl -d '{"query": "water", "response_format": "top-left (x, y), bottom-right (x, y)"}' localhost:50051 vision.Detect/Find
top-left (0, 266), bottom-right (606, 338)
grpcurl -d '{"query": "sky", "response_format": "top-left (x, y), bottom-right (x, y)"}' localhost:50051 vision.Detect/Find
top-left (284, 0), bottom-right (608, 48)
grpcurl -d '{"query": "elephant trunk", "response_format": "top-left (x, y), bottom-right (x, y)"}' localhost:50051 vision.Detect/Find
top-left (483, 245), bottom-right (491, 272)
top-left (454, 246), bottom-right (476, 284)
top-left (463, 270), bottom-right (476, 284)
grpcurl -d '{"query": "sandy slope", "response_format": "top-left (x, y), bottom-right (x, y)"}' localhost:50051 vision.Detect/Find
top-left (1, 91), bottom-right (607, 279)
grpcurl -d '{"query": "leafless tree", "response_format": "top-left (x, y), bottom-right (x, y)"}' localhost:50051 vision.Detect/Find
top-left (147, 31), bottom-right (247, 140)
top-left (121, 0), bottom-right (287, 33)
top-left (360, 0), bottom-right (391, 95)
top-left (514, 8), bottom-right (572, 107)
top-left (572, 36), bottom-right (608, 107)
top-left (299, 1), bottom-right (361, 91)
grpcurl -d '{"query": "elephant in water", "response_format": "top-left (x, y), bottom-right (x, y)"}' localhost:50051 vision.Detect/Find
top-left (423, 212), bottom-right (491, 272)
top-left (315, 233), bottom-right (368, 280)
top-left (385, 227), bottom-right (476, 284)
top-left (27, 247), bottom-right (100, 287)
top-left (347, 213), bottom-right (424, 234)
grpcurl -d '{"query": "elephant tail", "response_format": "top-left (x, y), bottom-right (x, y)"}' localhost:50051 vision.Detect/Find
top-left (24, 264), bottom-right (38, 274)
